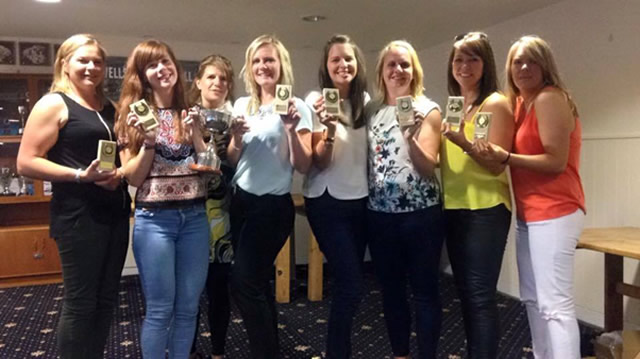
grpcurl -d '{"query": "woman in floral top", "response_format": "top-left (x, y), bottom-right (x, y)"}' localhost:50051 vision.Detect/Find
top-left (366, 40), bottom-right (444, 359)
top-left (115, 40), bottom-right (209, 359)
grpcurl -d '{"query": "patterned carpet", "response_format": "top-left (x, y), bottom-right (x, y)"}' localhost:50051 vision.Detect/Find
top-left (0, 268), bottom-right (600, 358)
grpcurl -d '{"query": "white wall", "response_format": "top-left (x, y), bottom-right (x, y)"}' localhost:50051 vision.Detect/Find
top-left (418, 0), bottom-right (640, 328)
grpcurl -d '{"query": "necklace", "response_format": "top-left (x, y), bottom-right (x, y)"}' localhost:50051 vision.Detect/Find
top-left (464, 103), bottom-right (474, 115)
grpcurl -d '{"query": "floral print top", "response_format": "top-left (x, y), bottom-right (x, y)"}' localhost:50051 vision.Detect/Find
top-left (366, 96), bottom-right (441, 213)
top-left (135, 109), bottom-right (206, 208)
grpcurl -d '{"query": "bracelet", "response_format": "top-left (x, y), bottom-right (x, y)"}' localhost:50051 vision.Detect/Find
top-left (501, 152), bottom-right (511, 164)
top-left (143, 141), bottom-right (155, 150)
top-left (116, 168), bottom-right (127, 185)
top-left (324, 137), bottom-right (335, 144)
top-left (74, 168), bottom-right (82, 183)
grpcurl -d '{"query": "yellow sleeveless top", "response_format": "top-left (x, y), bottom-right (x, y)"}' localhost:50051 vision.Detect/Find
top-left (440, 92), bottom-right (512, 211)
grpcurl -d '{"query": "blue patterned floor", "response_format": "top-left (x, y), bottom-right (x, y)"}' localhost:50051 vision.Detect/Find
top-left (0, 270), bottom-right (599, 358)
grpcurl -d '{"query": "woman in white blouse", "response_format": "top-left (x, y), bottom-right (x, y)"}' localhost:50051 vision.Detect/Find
top-left (303, 34), bottom-right (369, 358)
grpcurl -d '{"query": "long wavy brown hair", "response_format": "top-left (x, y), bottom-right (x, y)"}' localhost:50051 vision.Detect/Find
top-left (447, 32), bottom-right (498, 107)
top-left (115, 40), bottom-right (189, 154)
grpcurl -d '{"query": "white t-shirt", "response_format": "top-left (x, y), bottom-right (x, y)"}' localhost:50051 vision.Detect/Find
top-left (231, 96), bottom-right (312, 196)
top-left (302, 91), bottom-right (370, 200)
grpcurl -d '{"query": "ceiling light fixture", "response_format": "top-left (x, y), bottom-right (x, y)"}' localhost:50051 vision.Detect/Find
top-left (35, 0), bottom-right (61, 3)
top-left (302, 15), bottom-right (326, 22)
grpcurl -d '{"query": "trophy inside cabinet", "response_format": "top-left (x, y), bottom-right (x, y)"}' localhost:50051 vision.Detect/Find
top-left (0, 73), bottom-right (60, 287)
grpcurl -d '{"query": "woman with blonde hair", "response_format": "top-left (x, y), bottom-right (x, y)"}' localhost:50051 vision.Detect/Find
top-left (17, 34), bottom-right (131, 358)
top-left (187, 54), bottom-right (235, 359)
top-left (115, 39), bottom-right (210, 359)
top-left (477, 35), bottom-right (585, 358)
top-left (228, 34), bottom-right (312, 358)
top-left (440, 32), bottom-right (514, 358)
top-left (366, 40), bottom-right (444, 359)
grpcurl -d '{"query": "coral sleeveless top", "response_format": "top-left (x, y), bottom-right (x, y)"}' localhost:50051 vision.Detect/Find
top-left (510, 91), bottom-right (585, 222)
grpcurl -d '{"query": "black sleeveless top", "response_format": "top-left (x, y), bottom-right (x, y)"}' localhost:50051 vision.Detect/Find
top-left (48, 93), bottom-right (131, 237)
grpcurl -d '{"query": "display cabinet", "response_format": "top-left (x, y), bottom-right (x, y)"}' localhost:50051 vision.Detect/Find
top-left (0, 73), bottom-right (60, 287)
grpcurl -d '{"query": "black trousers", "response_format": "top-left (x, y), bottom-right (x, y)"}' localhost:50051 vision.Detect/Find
top-left (368, 206), bottom-right (445, 359)
top-left (191, 262), bottom-right (231, 356)
top-left (445, 204), bottom-right (511, 359)
top-left (54, 205), bottom-right (130, 359)
top-left (305, 192), bottom-right (368, 359)
top-left (229, 187), bottom-right (294, 359)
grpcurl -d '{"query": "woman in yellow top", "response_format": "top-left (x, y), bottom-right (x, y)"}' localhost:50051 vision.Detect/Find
top-left (440, 32), bottom-right (514, 359)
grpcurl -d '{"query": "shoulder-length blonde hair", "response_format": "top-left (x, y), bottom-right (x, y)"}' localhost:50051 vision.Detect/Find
top-left (505, 35), bottom-right (578, 116)
top-left (188, 54), bottom-right (235, 107)
top-left (374, 40), bottom-right (424, 104)
top-left (115, 39), bottom-right (189, 154)
top-left (50, 34), bottom-right (107, 100)
top-left (240, 34), bottom-right (294, 115)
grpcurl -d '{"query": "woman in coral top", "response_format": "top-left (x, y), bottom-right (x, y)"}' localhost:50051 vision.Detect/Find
top-left (478, 35), bottom-right (586, 359)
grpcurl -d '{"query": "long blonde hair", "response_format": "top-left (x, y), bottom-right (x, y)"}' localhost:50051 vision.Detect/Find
top-left (374, 40), bottom-right (424, 104)
top-left (505, 35), bottom-right (578, 116)
top-left (240, 34), bottom-right (294, 115)
top-left (50, 34), bottom-right (106, 100)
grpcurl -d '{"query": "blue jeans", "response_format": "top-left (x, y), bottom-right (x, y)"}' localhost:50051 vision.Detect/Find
top-left (368, 206), bottom-right (444, 359)
top-left (133, 205), bottom-right (209, 359)
top-left (445, 204), bottom-right (510, 359)
top-left (305, 192), bottom-right (367, 359)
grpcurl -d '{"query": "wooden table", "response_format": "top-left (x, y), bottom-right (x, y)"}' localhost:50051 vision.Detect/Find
top-left (577, 227), bottom-right (640, 331)
top-left (274, 194), bottom-right (324, 303)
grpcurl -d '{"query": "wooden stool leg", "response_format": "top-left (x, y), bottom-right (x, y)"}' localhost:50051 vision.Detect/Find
top-left (307, 232), bottom-right (323, 301)
top-left (275, 237), bottom-right (291, 303)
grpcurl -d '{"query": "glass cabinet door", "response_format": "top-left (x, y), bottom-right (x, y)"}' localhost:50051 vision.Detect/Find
top-left (0, 78), bottom-right (29, 136)
top-left (0, 74), bottom-right (52, 202)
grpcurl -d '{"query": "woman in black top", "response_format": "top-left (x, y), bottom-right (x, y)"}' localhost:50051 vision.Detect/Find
top-left (17, 34), bottom-right (131, 359)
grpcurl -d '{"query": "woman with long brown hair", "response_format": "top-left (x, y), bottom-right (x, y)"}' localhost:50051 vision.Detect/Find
top-left (303, 34), bottom-right (369, 358)
top-left (17, 34), bottom-right (131, 358)
top-left (440, 32), bottom-right (514, 358)
top-left (115, 39), bottom-right (209, 359)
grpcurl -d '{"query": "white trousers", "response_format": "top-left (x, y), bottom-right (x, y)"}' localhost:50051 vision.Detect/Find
top-left (516, 209), bottom-right (585, 359)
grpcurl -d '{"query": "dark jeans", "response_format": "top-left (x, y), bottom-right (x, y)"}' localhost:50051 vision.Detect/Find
top-left (445, 204), bottom-right (511, 359)
top-left (229, 187), bottom-right (294, 359)
top-left (368, 206), bottom-right (444, 359)
top-left (191, 262), bottom-right (231, 356)
top-left (54, 205), bottom-right (129, 359)
top-left (305, 192), bottom-right (367, 359)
